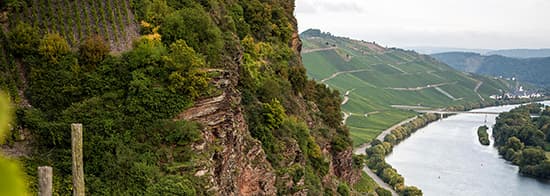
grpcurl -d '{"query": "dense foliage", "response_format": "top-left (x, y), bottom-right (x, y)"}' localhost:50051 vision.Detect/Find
top-left (1, 0), bottom-right (355, 194)
top-left (493, 103), bottom-right (550, 179)
top-left (365, 114), bottom-right (439, 195)
top-left (477, 125), bottom-right (490, 145)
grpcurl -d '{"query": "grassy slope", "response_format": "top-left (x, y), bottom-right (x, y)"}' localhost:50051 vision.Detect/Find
top-left (302, 34), bottom-right (514, 146)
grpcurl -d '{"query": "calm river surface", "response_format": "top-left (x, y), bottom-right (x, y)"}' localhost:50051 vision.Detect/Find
top-left (386, 101), bottom-right (550, 196)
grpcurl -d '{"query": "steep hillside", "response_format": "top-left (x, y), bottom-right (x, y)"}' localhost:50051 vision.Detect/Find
top-left (301, 29), bottom-right (515, 145)
top-left (433, 52), bottom-right (550, 87)
top-left (0, 1), bottom-right (362, 195)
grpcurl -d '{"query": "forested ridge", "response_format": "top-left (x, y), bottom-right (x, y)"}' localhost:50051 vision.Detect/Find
top-left (493, 103), bottom-right (550, 179)
top-left (432, 52), bottom-right (550, 88)
top-left (0, 0), bottom-right (361, 195)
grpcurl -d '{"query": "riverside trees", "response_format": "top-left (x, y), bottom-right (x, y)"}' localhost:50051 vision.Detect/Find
top-left (493, 103), bottom-right (550, 179)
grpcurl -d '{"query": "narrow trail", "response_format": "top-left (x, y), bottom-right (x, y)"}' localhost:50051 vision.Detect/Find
top-left (301, 47), bottom-right (337, 54)
top-left (386, 82), bottom-right (452, 91)
top-left (474, 81), bottom-right (485, 101)
top-left (434, 86), bottom-right (460, 101)
top-left (342, 112), bottom-right (351, 125)
top-left (386, 63), bottom-right (407, 74)
top-left (341, 90), bottom-right (351, 105)
top-left (320, 69), bottom-right (370, 83)
top-left (353, 116), bottom-right (418, 196)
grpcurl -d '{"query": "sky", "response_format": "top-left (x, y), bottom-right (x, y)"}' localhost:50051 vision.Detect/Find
top-left (295, 0), bottom-right (550, 49)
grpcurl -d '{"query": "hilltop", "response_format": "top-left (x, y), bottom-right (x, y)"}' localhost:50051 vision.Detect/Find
top-left (301, 29), bottom-right (516, 145)
top-left (432, 52), bottom-right (550, 87)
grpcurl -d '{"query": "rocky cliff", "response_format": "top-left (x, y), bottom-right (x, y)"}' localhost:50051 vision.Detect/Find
top-left (0, 0), bottom-right (359, 195)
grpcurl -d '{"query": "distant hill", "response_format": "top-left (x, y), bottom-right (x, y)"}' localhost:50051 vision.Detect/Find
top-left (432, 52), bottom-right (550, 87)
top-left (487, 49), bottom-right (550, 58)
top-left (407, 47), bottom-right (550, 59)
top-left (405, 46), bottom-right (492, 55)
top-left (301, 29), bottom-right (515, 145)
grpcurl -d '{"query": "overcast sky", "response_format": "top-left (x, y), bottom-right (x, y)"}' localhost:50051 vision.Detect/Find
top-left (295, 0), bottom-right (550, 49)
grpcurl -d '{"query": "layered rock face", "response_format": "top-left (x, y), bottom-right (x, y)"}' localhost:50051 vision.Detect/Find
top-left (176, 2), bottom-right (360, 194)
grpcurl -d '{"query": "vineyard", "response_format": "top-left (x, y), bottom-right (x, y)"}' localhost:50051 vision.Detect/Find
top-left (9, 0), bottom-right (139, 52)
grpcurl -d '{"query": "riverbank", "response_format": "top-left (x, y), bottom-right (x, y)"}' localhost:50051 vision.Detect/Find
top-left (386, 101), bottom-right (550, 195)
top-left (493, 103), bottom-right (550, 180)
top-left (353, 98), bottom-right (549, 195)
top-left (356, 114), bottom-right (440, 195)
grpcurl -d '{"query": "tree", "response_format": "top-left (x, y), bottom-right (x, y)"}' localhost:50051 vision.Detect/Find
top-left (159, 7), bottom-right (222, 64)
top-left (39, 33), bottom-right (70, 64)
top-left (164, 40), bottom-right (208, 99)
top-left (506, 137), bottom-right (525, 151)
top-left (521, 147), bottom-right (547, 166)
top-left (403, 186), bottom-right (423, 196)
top-left (518, 126), bottom-right (545, 147)
top-left (375, 187), bottom-right (392, 196)
top-left (79, 35), bottom-right (110, 70)
top-left (7, 22), bottom-right (40, 57)
top-left (145, 175), bottom-right (196, 196)
top-left (336, 183), bottom-right (350, 196)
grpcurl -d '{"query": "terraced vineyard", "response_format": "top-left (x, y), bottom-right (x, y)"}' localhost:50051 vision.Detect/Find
top-left (301, 29), bottom-right (516, 146)
top-left (9, 0), bottom-right (139, 52)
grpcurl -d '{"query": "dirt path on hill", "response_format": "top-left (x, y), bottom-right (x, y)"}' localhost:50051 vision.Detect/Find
top-left (474, 81), bottom-right (485, 101)
top-left (302, 47), bottom-right (337, 54)
top-left (386, 82), bottom-right (452, 91)
top-left (320, 69), bottom-right (370, 83)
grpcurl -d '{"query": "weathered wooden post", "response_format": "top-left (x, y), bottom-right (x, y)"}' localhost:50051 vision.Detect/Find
top-left (71, 123), bottom-right (85, 196)
top-left (38, 166), bottom-right (52, 196)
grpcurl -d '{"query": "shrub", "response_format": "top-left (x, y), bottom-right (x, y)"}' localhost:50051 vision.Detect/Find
top-left (160, 7), bottom-right (223, 64)
top-left (336, 183), bottom-right (350, 196)
top-left (403, 186), bottom-right (423, 196)
top-left (146, 175), bottom-right (196, 196)
top-left (375, 187), bottom-right (392, 196)
top-left (78, 35), bottom-right (110, 70)
top-left (38, 33), bottom-right (71, 64)
top-left (7, 22), bottom-right (40, 57)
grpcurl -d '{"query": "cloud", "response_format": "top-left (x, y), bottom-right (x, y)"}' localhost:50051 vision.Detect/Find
top-left (296, 0), bottom-right (364, 14)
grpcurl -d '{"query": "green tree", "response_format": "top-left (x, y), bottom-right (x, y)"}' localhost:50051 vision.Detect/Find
top-left (7, 22), bottom-right (40, 57)
top-left (39, 33), bottom-right (71, 64)
top-left (506, 137), bottom-right (525, 151)
top-left (403, 186), bottom-right (423, 196)
top-left (146, 175), bottom-right (196, 196)
top-left (78, 35), bottom-right (110, 70)
top-left (336, 183), bottom-right (350, 196)
top-left (164, 40), bottom-right (208, 99)
top-left (159, 7), bottom-right (222, 64)
top-left (521, 147), bottom-right (547, 166)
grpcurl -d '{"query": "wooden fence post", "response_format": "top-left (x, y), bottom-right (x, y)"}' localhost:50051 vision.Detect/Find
top-left (38, 166), bottom-right (52, 196)
top-left (71, 123), bottom-right (85, 196)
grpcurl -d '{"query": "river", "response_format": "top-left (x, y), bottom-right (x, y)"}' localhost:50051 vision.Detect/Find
top-left (385, 101), bottom-right (550, 196)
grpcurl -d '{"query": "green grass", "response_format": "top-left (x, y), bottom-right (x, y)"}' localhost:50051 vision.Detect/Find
top-left (353, 171), bottom-right (378, 194)
top-left (302, 35), bottom-right (515, 147)
top-left (348, 110), bottom-right (416, 146)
